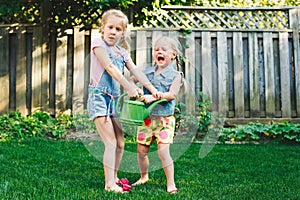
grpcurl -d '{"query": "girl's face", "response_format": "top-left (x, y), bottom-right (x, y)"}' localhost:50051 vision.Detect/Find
top-left (154, 41), bottom-right (176, 68)
top-left (101, 15), bottom-right (125, 46)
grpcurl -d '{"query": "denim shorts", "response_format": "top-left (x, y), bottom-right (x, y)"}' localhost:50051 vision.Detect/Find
top-left (87, 86), bottom-right (117, 121)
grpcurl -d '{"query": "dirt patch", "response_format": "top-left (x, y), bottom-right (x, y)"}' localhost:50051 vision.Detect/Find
top-left (65, 131), bottom-right (99, 141)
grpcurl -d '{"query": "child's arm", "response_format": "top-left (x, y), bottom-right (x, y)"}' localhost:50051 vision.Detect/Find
top-left (93, 46), bottom-right (139, 97)
top-left (125, 61), bottom-right (159, 96)
top-left (128, 75), bottom-right (138, 85)
top-left (159, 74), bottom-right (182, 101)
top-left (141, 74), bottom-right (182, 104)
top-left (128, 75), bottom-right (144, 95)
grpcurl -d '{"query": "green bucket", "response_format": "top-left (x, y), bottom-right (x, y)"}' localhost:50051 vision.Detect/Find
top-left (116, 93), bottom-right (167, 126)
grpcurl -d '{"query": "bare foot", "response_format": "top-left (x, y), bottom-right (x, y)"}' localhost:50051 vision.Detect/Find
top-left (105, 184), bottom-right (127, 193)
top-left (167, 187), bottom-right (178, 194)
top-left (132, 178), bottom-right (149, 186)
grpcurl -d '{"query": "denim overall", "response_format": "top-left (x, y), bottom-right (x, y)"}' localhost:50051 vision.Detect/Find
top-left (87, 42), bottom-right (126, 121)
top-left (143, 64), bottom-right (181, 117)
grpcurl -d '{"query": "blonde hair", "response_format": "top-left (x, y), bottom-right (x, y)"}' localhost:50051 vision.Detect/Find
top-left (154, 36), bottom-right (187, 93)
top-left (100, 9), bottom-right (131, 51)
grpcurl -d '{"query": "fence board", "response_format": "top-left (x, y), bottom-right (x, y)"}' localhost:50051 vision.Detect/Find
top-left (32, 27), bottom-right (42, 113)
top-left (184, 31), bottom-right (196, 112)
top-left (136, 31), bottom-right (147, 68)
top-left (0, 27), bottom-right (9, 114)
top-left (41, 30), bottom-right (50, 112)
top-left (263, 32), bottom-right (276, 117)
top-left (233, 32), bottom-right (244, 117)
top-left (55, 30), bottom-right (68, 114)
top-left (248, 33), bottom-right (260, 117)
top-left (73, 28), bottom-right (85, 114)
top-left (152, 30), bottom-right (164, 49)
top-left (16, 28), bottom-right (27, 115)
top-left (290, 9), bottom-right (300, 117)
top-left (295, 31), bottom-right (300, 117)
top-left (217, 32), bottom-right (228, 115)
top-left (279, 32), bottom-right (291, 117)
top-left (201, 32), bottom-right (212, 104)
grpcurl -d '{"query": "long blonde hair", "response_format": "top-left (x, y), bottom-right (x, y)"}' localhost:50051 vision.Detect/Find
top-left (100, 9), bottom-right (131, 51)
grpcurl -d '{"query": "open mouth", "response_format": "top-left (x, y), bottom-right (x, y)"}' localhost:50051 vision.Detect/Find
top-left (157, 55), bottom-right (165, 62)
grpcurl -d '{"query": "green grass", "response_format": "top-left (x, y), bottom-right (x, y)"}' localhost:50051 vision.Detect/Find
top-left (1, 139), bottom-right (300, 200)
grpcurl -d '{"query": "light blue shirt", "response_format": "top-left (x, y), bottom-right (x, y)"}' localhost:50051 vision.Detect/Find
top-left (143, 64), bottom-right (181, 116)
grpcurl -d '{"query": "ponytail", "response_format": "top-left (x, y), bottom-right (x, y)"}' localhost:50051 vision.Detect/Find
top-left (175, 55), bottom-right (187, 94)
top-left (119, 29), bottom-right (131, 52)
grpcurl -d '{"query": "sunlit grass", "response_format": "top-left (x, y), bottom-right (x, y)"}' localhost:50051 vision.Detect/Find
top-left (1, 140), bottom-right (299, 199)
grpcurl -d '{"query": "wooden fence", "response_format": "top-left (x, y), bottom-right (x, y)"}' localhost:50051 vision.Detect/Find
top-left (0, 6), bottom-right (299, 123)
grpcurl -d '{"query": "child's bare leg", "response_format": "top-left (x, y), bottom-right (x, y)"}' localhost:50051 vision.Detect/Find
top-left (94, 117), bottom-right (123, 192)
top-left (111, 118), bottom-right (125, 182)
top-left (158, 143), bottom-right (177, 192)
top-left (132, 143), bottom-right (150, 185)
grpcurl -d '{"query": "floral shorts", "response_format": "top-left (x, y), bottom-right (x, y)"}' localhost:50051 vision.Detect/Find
top-left (136, 115), bottom-right (175, 145)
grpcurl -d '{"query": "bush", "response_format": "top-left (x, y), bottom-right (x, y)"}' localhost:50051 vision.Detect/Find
top-left (174, 93), bottom-right (300, 144)
top-left (1, 109), bottom-right (300, 144)
top-left (219, 122), bottom-right (300, 144)
top-left (0, 110), bottom-right (74, 142)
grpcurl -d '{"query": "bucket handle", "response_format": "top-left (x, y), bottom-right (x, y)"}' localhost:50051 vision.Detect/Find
top-left (116, 93), bottom-right (168, 116)
top-left (116, 93), bottom-right (127, 115)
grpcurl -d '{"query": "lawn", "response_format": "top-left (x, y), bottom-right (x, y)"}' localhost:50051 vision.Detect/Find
top-left (1, 139), bottom-right (300, 200)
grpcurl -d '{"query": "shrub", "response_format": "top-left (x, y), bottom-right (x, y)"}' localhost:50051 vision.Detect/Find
top-left (174, 93), bottom-right (300, 144)
top-left (0, 110), bottom-right (74, 142)
top-left (219, 122), bottom-right (300, 144)
top-left (1, 109), bottom-right (299, 144)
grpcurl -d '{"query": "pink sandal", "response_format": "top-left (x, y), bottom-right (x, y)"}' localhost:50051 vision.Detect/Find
top-left (116, 178), bottom-right (131, 192)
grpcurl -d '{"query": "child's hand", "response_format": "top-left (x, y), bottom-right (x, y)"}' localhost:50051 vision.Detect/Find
top-left (152, 90), bottom-right (163, 100)
top-left (140, 94), bottom-right (157, 104)
top-left (127, 88), bottom-right (139, 98)
top-left (137, 88), bottom-right (144, 96)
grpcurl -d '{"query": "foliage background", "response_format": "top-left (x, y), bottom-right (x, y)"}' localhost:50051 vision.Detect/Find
top-left (0, 0), bottom-right (299, 28)
top-left (0, 0), bottom-right (299, 144)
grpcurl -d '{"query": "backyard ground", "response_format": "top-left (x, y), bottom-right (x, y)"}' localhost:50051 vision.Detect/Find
top-left (1, 138), bottom-right (299, 200)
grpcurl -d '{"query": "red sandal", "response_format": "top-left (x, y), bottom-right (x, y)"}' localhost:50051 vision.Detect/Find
top-left (167, 189), bottom-right (178, 194)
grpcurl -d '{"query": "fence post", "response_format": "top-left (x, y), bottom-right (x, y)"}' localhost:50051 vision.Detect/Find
top-left (233, 32), bottom-right (244, 118)
top-left (73, 27), bottom-right (85, 114)
top-left (263, 32), bottom-right (275, 117)
top-left (136, 30), bottom-right (148, 68)
top-left (55, 29), bottom-right (68, 114)
top-left (184, 31), bottom-right (196, 113)
top-left (0, 27), bottom-right (9, 114)
top-left (279, 32), bottom-right (291, 117)
top-left (40, 0), bottom-right (52, 113)
top-left (248, 32), bottom-right (260, 117)
top-left (16, 27), bottom-right (27, 116)
top-left (217, 32), bottom-right (228, 116)
top-left (32, 27), bottom-right (43, 113)
top-left (289, 8), bottom-right (300, 117)
top-left (201, 32), bottom-right (212, 108)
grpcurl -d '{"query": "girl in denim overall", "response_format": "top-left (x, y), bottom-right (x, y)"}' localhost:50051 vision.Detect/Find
top-left (87, 9), bottom-right (157, 193)
top-left (131, 36), bottom-right (186, 194)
